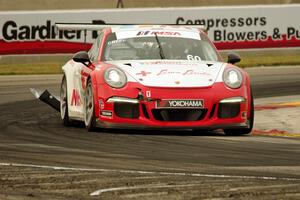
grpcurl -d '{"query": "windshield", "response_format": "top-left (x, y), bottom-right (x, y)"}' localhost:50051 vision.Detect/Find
top-left (103, 32), bottom-right (221, 62)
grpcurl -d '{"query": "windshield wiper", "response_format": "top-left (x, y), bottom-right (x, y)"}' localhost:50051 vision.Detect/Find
top-left (154, 33), bottom-right (165, 59)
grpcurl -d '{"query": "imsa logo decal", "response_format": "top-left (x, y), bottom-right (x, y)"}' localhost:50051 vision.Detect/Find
top-left (157, 99), bottom-right (204, 108)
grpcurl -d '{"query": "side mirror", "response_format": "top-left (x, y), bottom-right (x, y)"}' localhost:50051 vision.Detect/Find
top-left (227, 53), bottom-right (241, 64)
top-left (72, 51), bottom-right (91, 65)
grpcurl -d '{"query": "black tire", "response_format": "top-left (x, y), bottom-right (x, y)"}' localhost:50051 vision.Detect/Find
top-left (192, 129), bottom-right (211, 134)
top-left (84, 79), bottom-right (96, 131)
top-left (223, 88), bottom-right (254, 136)
top-left (60, 75), bottom-right (71, 126)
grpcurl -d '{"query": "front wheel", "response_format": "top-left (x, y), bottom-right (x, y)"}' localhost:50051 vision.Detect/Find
top-left (84, 79), bottom-right (96, 131)
top-left (223, 88), bottom-right (254, 136)
top-left (60, 75), bottom-right (71, 126)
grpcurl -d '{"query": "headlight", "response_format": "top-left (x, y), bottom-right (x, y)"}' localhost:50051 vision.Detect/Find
top-left (223, 68), bottom-right (243, 89)
top-left (104, 68), bottom-right (127, 88)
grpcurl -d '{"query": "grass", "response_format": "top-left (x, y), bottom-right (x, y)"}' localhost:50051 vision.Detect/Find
top-left (0, 63), bottom-right (63, 75)
top-left (239, 54), bottom-right (300, 68)
top-left (0, 52), bottom-right (300, 75)
top-left (221, 50), bottom-right (300, 68)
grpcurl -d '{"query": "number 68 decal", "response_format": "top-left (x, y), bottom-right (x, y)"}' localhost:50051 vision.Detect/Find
top-left (187, 55), bottom-right (202, 61)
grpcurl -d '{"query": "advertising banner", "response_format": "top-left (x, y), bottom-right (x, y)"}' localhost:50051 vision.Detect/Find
top-left (0, 5), bottom-right (299, 55)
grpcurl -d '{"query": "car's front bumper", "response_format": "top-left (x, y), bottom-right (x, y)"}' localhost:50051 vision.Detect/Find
top-left (94, 82), bottom-right (251, 130)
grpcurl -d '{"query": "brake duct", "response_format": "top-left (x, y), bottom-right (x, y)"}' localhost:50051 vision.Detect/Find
top-left (30, 88), bottom-right (60, 112)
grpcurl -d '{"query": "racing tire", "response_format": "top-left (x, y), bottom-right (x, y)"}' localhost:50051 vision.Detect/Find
top-left (60, 75), bottom-right (71, 126)
top-left (84, 79), bottom-right (96, 131)
top-left (223, 88), bottom-right (254, 136)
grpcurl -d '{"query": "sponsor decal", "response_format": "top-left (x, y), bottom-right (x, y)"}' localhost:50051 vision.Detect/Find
top-left (137, 25), bottom-right (193, 29)
top-left (176, 16), bottom-right (268, 40)
top-left (71, 89), bottom-right (81, 106)
top-left (2, 20), bottom-right (80, 41)
top-left (156, 69), bottom-right (211, 76)
top-left (80, 69), bottom-right (90, 89)
top-left (0, 19), bottom-right (102, 54)
top-left (176, 15), bottom-right (300, 48)
top-left (116, 30), bottom-right (199, 40)
top-left (157, 99), bottom-right (204, 108)
top-left (136, 31), bottom-right (181, 36)
top-left (287, 27), bottom-right (300, 40)
top-left (100, 111), bottom-right (113, 118)
top-left (182, 70), bottom-right (211, 76)
top-left (1, 6), bottom-right (300, 55)
top-left (136, 31), bottom-right (150, 36)
top-left (107, 39), bottom-right (126, 45)
top-left (1, 20), bottom-right (102, 42)
top-left (143, 61), bottom-right (198, 66)
top-left (136, 71), bottom-right (152, 77)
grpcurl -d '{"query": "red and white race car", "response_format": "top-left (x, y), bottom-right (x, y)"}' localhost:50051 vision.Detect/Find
top-left (57, 24), bottom-right (253, 135)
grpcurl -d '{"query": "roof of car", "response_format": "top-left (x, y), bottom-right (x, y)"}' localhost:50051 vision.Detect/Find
top-left (110, 25), bottom-right (202, 32)
top-left (55, 23), bottom-right (205, 33)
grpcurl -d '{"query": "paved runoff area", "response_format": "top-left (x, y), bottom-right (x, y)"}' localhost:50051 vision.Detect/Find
top-left (254, 95), bottom-right (300, 137)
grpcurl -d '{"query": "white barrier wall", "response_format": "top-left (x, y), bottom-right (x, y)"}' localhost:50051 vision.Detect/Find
top-left (0, 5), bottom-right (299, 55)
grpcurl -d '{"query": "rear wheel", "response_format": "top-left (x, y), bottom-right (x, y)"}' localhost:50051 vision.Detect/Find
top-left (60, 75), bottom-right (71, 126)
top-left (223, 88), bottom-right (254, 136)
top-left (84, 79), bottom-right (96, 131)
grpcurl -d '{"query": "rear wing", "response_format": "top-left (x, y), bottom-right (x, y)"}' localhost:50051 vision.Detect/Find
top-left (55, 23), bottom-right (114, 31)
top-left (55, 23), bottom-right (207, 42)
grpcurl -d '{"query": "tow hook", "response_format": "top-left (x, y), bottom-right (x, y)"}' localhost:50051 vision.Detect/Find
top-left (137, 91), bottom-right (144, 101)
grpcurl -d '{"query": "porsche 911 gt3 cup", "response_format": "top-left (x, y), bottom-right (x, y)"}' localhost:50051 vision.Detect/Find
top-left (56, 24), bottom-right (253, 135)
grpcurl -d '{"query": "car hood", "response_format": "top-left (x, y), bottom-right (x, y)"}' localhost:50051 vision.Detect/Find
top-left (106, 60), bottom-right (225, 88)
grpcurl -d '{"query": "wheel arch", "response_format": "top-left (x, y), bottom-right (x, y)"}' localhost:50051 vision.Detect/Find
top-left (244, 71), bottom-right (253, 119)
top-left (60, 73), bottom-right (72, 126)
top-left (62, 72), bottom-right (73, 115)
top-left (88, 72), bottom-right (100, 118)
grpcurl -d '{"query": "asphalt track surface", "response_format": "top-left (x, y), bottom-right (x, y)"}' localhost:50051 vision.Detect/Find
top-left (0, 66), bottom-right (300, 199)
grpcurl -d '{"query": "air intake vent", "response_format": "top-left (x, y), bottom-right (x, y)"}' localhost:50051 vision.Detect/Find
top-left (217, 103), bottom-right (240, 119)
top-left (152, 109), bottom-right (207, 121)
top-left (114, 102), bottom-right (139, 119)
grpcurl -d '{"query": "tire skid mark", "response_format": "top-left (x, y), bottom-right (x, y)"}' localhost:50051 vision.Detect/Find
top-left (226, 183), bottom-right (299, 192)
top-left (1, 162), bottom-right (299, 182)
top-left (90, 183), bottom-right (200, 196)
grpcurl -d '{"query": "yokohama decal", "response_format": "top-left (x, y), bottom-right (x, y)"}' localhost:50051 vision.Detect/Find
top-left (157, 99), bottom-right (204, 108)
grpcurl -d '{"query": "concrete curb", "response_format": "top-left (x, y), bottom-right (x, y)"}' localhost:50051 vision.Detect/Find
top-left (254, 95), bottom-right (300, 137)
